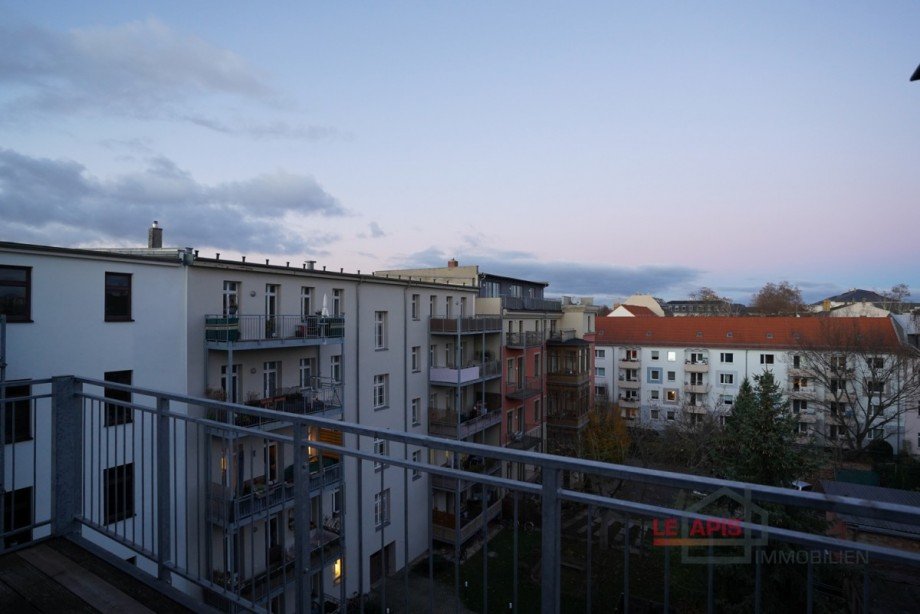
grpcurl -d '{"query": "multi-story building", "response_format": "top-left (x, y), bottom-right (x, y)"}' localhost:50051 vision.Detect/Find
top-left (0, 233), bottom-right (482, 610)
top-left (594, 316), bottom-right (916, 451)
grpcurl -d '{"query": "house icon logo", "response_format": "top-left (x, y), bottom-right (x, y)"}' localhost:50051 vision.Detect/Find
top-left (653, 487), bottom-right (769, 565)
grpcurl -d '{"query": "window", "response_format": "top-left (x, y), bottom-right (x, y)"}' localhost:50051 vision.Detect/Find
top-left (792, 377), bottom-right (808, 391)
top-left (373, 374), bottom-right (388, 408)
top-left (720, 352), bottom-right (733, 363)
top-left (301, 286), bottom-right (313, 316)
top-left (445, 296), bottom-right (453, 317)
top-left (267, 443), bottom-right (280, 483)
top-left (3, 486), bottom-right (33, 547)
top-left (220, 364), bottom-right (240, 403)
top-left (0, 266), bottom-right (31, 322)
top-left (830, 378), bottom-right (847, 394)
top-left (651, 409), bottom-right (660, 420)
top-left (760, 354), bottom-right (774, 365)
top-left (870, 428), bottom-right (884, 440)
top-left (595, 367), bottom-right (606, 377)
top-left (721, 395), bottom-right (733, 407)
top-left (534, 399), bottom-right (542, 422)
top-left (830, 355), bottom-right (847, 370)
top-left (868, 357), bottom-right (885, 369)
top-left (104, 370), bottom-right (133, 426)
top-left (263, 361), bottom-right (280, 397)
top-left (792, 399), bottom-right (807, 414)
top-left (651, 351), bottom-right (660, 360)
top-left (332, 488), bottom-right (342, 514)
top-left (868, 381), bottom-right (885, 395)
top-left (534, 353), bottom-right (542, 378)
top-left (374, 311), bottom-right (388, 349)
top-left (797, 422), bottom-right (809, 435)
top-left (222, 281), bottom-right (239, 316)
top-left (719, 373), bottom-right (734, 385)
top-left (104, 272), bottom-right (132, 321)
top-left (666, 410), bottom-right (676, 421)
top-left (509, 285), bottom-right (522, 298)
top-left (624, 349), bottom-right (639, 361)
top-left (828, 425), bottom-right (840, 439)
top-left (373, 437), bottom-right (389, 470)
top-left (667, 351), bottom-right (676, 362)
top-left (792, 355), bottom-right (802, 368)
top-left (665, 389), bottom-right (678, 403)
top-left (299, 357), bottom-right (316, 388)
top-left (829, 401), bottom-right (847, 416)
top-left (650, 390), bottom-right (660, 401)
top-left (411, 346), bottom-right (421, 372)
top-left (411, 450), bottom-right (421, 480)
top-left (460, 296), bottom-right (467, 316)
top-left (667, 371), bottom-right (676, 382)
top-left (3, 383), bottom-right (32, 444)
top-left (411, 398), bottom-right (421, 426)
top-left (104, 462), bottom-right (135, 524)
top-left (482, 281), bottom-right (500, 297)
top-left (330, 355), bottom-right (342, 383)
top-left (411, 294), bottom-right (420, 320)
top-left (429, 295), bottom-right (436, 316)
top-left (332, 289), bottom-right (343, 316)
top-left (648, 368), bottom-right (661, 383)
top-left (595, 349), bottom-right (605, 359)
top-left (374, 489), bottom-right (390, 527)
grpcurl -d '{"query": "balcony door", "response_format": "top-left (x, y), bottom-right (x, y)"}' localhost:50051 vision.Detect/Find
top-left (265, 284), bottom-right (279, 336)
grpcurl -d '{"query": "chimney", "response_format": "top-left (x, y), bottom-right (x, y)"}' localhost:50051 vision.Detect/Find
top-left (447, 258), bottom-right (459, 269)
top-left (305, 260), bottom-right (316, 271)
top-left (148, 221), bottom-right (163, 248)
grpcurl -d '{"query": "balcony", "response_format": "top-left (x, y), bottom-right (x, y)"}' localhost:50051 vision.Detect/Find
top-left (618, 358), bottom-right (641, 369)
top-left (5, 376), bottom-right (920, 614)
top-left (684, 359), bottom-right (710, 373)
top-left (429, 360), bottom-right (501, 386)
top-left (683, 383), bottom-right (710, 394)
top-left (210, 383), bottom-right (344, 428)
top-left (547, 369), bottom-right (591, 386)
top-left (432, 498), bottom-right (503, 545)
top-left (787, 385), bottom-right (818, 400)
top-left (429, 316), bottom-right (502, 334)
top-left (618, 396), bottom-right (640, 409)
top-left (505, 376), bottom-right (542, 400)
top-left (429, 402), bottom-right (502, 439)
top-left (501, 296), bottom-right (563, 312)
top-left (205, 314), bottom-right (344, 350)
top-left (505, 330), bottom-right (545, 349)
top-left (546, 409), bottom-right (590, 429)
top-left (547, 329), bottom-right (578, 343)
top-left (618, 378), bottom-right (641, 390)
top-left (208, 456), bottom-right (342, 526)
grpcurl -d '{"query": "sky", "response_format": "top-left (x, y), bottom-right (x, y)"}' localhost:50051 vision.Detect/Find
top-left (1, 2), bottom-right (919, 305)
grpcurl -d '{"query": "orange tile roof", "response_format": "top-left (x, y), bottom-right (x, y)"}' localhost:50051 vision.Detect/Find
top-left (595, 316), bottom-right (902, 351)
top-left (621, 305), bottom-right (657, 317)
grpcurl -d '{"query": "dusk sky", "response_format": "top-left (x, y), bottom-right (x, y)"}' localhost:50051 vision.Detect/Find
top-left (2, 2), bottom-right (918, 304)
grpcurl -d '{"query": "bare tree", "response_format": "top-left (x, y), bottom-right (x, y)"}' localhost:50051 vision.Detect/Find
top-left (881, 283), bottom-right (911, 313)
top-left (794, 319), bottom-right (920, 454)
top-left (750, 281), bottom-right (806, 315)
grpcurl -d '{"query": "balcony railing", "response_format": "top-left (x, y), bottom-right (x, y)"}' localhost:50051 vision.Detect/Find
top-left (429, 360), bottom-right (501, 385)
top-left (212, 382), bottom-right (344, 427)
top-left (429, 316), bottom-right (502, 334)
top-left (3, 377), bottom-right (920, 614)
top-left (428, 400), bottom-right (503, 439)
top-left (505, 376), bottom-right (542, 400)
top-left (548, 369), bottom-right (591, 385)
top-left (205, 314), bottom-right (345, 348)
top-left (547, 329), bottom-right (577, 343)
top-left (505, 330), bottom-right (545, 348)
top-left (500, 296), bottom-right (562, 312)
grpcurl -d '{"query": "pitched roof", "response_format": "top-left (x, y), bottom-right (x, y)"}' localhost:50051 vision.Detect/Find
top-left (824, 289), bottom-right (887, 303)
top-left (594, 316), bottom-right (902, 351)
top-left (622, 305), bottom-right (657, 317)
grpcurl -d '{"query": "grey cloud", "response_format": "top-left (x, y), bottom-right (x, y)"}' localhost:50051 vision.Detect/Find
top-left (356, 222), bottom-right (386, 239)
top-left (0, 148), bottom-right (343, 254)
top-left (395, 246), bottom-right (699, 299)
top-left (0, 19), bottom-right (334, 140)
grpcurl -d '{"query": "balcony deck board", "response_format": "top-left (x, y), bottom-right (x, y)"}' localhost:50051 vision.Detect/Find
top-left (0, 539), bottom-right (194, 613)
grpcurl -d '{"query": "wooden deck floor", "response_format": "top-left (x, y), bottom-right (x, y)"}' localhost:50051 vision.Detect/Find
top-left (0, 538), bottom-right (195, 613)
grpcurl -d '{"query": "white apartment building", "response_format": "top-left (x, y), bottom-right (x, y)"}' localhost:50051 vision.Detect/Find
top-left (1, 237), bottom-right (480, 611)
top-left (595, 316), bottom-right (917, 452)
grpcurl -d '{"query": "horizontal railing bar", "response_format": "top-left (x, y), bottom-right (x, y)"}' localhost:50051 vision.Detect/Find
top-left (0, 378), bottom-right (53, 387)
top-left (0, 392), bottom-right (53, 403)
top-left (563, 488), bottom-right (920, 566)
top-left (71, 377), bottom-right (920, 526)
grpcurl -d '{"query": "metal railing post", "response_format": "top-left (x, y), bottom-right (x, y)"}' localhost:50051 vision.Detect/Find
top-left (52, 376), bottom-right (82, 537)
top-left (541, 467), bottom-right (561, 614)
top-left (293, 422), bottom-right (312, 613)
top-left (156, 396), bottom-right (172, 583)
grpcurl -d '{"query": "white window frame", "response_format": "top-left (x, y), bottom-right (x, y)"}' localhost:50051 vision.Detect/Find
top-left (411, 346), bottom-right (421, 373)
top-left (375, 311), bottom-right (388, 349)
top-left (411, 294), bottom-right (420, 320)
top-left (373, 437), bottom-right (388, 469)
top-left (301, 286), bottom-right (313, 317)
top-left (374, 489), bottom-right (390, 527)
top-left (411, 398), bottom-right (421, 426)
top-left (411, 450), bottom-right (421, 480)
top-left (373, 374), bottom-right (388, 409)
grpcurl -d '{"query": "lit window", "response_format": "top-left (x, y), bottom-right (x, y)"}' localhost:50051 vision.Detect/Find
top-left (667, 351), bottom-right (676, 361)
